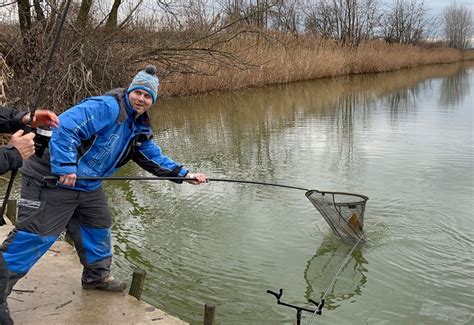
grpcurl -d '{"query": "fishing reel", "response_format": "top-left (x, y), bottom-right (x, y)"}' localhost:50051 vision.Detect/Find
top-left (0, 124), bottom-right (51, 226)
top-left (33, 126), bottom-right (52, 158)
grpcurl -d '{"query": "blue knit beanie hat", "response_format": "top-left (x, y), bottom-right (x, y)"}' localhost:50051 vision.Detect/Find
top-left (127, 65), bottom-right (159, 104)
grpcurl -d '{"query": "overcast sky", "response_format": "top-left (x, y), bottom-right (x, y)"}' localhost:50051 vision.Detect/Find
top-left (423, 0), bottom-right (473, 16)
top-left (0, 0), bottom-right (472, 25)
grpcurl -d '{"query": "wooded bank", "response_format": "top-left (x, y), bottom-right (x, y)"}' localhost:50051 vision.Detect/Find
top-left (0, 0), bottom-right (473, 109)
top-left (1, 24), bottom-right (472, 112)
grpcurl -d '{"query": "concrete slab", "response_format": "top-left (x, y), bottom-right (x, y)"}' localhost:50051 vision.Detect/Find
top-left (0, 224), bottom-right (187, 324)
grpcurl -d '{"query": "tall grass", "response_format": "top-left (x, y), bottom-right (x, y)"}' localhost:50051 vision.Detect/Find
top-left (162, 33), bottom-right (471, 97)
top-left (1, 25), bottom-right (472, 106)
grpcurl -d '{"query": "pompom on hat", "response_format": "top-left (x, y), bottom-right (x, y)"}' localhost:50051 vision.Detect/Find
top-left (127, 65), bottom-right (159, 104)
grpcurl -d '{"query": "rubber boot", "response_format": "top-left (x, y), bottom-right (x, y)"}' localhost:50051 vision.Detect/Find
top-left (0, 302), bottom-right (13, 325)
top-left (82, 275), bottom-right (127, 292)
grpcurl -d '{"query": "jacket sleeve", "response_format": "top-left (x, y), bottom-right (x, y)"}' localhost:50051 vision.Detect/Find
top-left (49, 98), bottom-right (119, 175)
top-left (0, 106), bottom-right (28, 133)
top-left (132, 139), bottom-right (188, 183)
top-left (0, 146), bottom-right (23, 175)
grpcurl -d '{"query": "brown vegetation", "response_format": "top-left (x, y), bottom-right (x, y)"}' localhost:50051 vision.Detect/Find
top-left (161, 34), bottom-right (468, 97)
top-left (1, 23), bottom-right (471, 111)
top-left (0, 0), bottom-right (473, 110)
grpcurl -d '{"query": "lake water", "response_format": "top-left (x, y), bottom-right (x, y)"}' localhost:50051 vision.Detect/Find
top-left (109, 62), bottom-right (473, 324)
top-left (5, 62), bottom-right (473, 324)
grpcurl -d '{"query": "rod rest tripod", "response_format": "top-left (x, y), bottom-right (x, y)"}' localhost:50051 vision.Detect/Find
top-left (266, 288), bottom-right (324, 325)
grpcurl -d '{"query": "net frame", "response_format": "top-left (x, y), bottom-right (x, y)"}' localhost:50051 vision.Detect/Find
top-left (305, 190), bottom-right (369, 242)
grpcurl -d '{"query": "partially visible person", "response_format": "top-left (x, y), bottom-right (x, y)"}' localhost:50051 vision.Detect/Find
top-left (0, 106), bottom-right (59, 325)
top-left (0, 108), bottom-right (59, 173)
top-left (1, 65), bottom-right (208, 297)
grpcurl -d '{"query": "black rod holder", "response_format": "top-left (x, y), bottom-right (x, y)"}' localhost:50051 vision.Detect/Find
top-left (266, 288), bottom-right (324, 324)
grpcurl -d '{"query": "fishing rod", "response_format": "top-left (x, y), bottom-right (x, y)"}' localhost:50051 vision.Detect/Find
top-left (42, 176), bottom-right (311, 192)
top-left (0, 0), bottom-right (73, 224)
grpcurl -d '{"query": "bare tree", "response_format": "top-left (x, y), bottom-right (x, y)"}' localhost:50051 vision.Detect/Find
top-left (105, 0), bottom-right (122, 31)
top-left (77, 0), bottom-right (93, 27)
top-left (381, 0), bottom-right (430, 44)
top-left (241, 0), bottom-right (272, 28)
top-left (17, 0), bottom-right (32, 35)
top-left (4, 0), bottom-right (269, 107)
top-left (178, 0), bottom-right (222, 34)
top-left (33, 0), bottom-right (46, 24)
top-left (303, 1), bottom-right (333, 38)
top-left (303, 0), bottom-right (380, 46)
top-left (443, 2), bottom-right (473, 50)
top-left (217, 0), bottom-right (275, 28)
top-left (269, 0), bottom-right (301, 33)
top-left (217, 0), bottom-right (242, 23)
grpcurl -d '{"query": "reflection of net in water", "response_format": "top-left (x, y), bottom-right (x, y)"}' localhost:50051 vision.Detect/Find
top-left (304, 236), bottom-right (368, 310)
top-left (306, 190), bottom-right (368, 242)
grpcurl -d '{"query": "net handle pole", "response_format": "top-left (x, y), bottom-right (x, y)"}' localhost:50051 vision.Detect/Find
top-left (42, 176), bottom-right (369, 201)
top-left (42, 176), bottom-right (311, 192)
top-left (209, 178), bottom-right (310, 191)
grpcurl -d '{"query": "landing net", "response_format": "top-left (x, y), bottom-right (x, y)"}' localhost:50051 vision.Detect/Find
top-left (306, 190), bottom-right (368, 242)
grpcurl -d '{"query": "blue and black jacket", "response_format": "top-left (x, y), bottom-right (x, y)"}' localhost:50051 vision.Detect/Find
top-left (21, 88), bottom-right (188, 190)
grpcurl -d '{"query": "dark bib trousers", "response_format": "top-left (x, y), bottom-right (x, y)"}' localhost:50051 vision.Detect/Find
top-left (0, 254), bottom-right (13, 324)
top-left (0, 177), bottom-right (113, 291)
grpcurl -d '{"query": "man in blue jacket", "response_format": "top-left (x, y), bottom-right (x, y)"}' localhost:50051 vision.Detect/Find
top-left (0, 107), bottom-right (59, 324)
top-left (1, 65), bottom-right (208, 294)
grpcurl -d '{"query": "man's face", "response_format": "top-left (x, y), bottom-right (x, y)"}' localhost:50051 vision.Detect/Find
top-left (128, 89), bottom-right (153, 115)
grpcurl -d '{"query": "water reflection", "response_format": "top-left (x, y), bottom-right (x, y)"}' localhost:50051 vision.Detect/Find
top-left (158, 62), bottom-right (471, 127)
top-left (155, 62), bottom-right (471, 189)
top-left (438, 63), bottom-right (472, 107)
top-left (383, 87), bottom-right (419, 120)
top-left (303, 235), bottom-right (368, 311)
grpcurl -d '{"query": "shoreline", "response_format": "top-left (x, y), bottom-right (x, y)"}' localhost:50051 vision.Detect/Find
top-left (0, 221), bottom-right (188, 324)
top-left (160, 40), bottom-right (474, 98)
top-left (162, 58), bottom-right (474, 100)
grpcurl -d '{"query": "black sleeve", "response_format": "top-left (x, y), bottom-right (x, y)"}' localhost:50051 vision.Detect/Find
top-left (0, 146), bottom-right (23, 175)
top-left (0, 106), bottom-right (28, 133)
top-left (132, 151), bottom-right (186, 184)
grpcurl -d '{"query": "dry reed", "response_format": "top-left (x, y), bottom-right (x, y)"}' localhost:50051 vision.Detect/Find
top-left (162, 33), bottom-right (469, 97)
top-left (1, 26), bottom-right (472, 106)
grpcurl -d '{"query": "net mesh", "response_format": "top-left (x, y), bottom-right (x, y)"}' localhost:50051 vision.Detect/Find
top-left (306, 190), bottom-right (368, 242)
